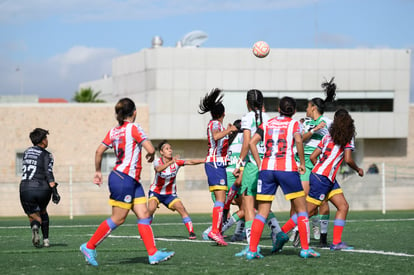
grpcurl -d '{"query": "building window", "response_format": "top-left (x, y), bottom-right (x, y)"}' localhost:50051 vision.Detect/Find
top-left (264, 97), bottom-right (393, 113)
top-left (16, 152), bottom-right (24, 176)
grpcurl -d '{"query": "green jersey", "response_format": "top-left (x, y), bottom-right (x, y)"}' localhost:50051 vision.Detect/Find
top-left (302, 115), bottom-right (332, 155)
top-left (226, 132), bottom-right (246, 173)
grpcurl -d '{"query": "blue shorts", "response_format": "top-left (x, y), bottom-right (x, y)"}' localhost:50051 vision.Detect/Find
top-left (148, 191), bottom-right (181, 209)
top-left (108, 170), bottom-right (146, 209)
top-left (256, 170), bottom-right (305, 202)
top-left (205, 162), bottom-right (228, 192)
top-left (307, 173), bottom-right (343, 206)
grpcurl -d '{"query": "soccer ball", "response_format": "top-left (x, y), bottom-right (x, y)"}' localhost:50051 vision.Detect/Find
top-left (252, 41), bottom-right (270, 58)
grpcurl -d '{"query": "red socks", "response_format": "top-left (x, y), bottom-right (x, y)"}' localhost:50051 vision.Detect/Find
top-left (249, 215), bottom-right (266, 253)
top-left (138, 219), bottom-right (157, 256)
top-left (87, 219), bottom-right (114, 249)
top-left (212, 202), bottom-right (224, 233)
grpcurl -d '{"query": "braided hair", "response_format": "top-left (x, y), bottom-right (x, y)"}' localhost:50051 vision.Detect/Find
top-left (246, 89), bottom-right (264, 129)
top-left (310, 77), bottom-right (337, 114)
top-left (198, 88), bottom-right (225, 119)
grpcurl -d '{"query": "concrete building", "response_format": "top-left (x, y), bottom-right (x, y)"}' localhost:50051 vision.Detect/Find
top-left (80, 46), bottom-right (411, 165)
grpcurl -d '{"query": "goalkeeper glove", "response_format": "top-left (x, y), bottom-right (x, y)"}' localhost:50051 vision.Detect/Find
top-left (52, 182), bottom-right (61, 204)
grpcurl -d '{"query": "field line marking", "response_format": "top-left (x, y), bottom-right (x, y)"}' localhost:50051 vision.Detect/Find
top-left (1, 218), bottom-right (413, 230)
top-left (106, 235), bottom-right (414, 258)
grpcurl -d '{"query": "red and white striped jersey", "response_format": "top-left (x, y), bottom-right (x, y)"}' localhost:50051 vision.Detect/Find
top-left (102, 121), bottom-right (147, 181)
top-left (260, 116), bottom-right (301, 172)
top-left (312, 134), bottom-right (355, 182)
top-left (150, 158), bottom-right (185, 195)
top-left (205, 120), bottom-right (229, 163)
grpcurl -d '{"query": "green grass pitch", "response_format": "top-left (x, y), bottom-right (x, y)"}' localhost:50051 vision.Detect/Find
top-left (0, 210), bottom-right (413, 274)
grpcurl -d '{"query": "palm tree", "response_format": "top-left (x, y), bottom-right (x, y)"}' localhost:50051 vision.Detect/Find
top-left (73, 87), bottom-right (105, 103)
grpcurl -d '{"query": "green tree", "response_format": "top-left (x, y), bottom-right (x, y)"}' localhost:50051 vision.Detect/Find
top-left (73, 87), bottom-right (105, 103)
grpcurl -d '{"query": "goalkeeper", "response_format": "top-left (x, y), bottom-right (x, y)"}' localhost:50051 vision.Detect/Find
top-left (19, 128), bottom-right (60, 248)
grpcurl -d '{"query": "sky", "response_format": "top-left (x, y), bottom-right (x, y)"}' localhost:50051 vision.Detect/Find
top-left (1, 0), bottom-right (413, 102)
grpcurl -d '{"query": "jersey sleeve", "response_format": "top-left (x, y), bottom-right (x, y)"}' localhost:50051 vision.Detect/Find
top-left (293, 120), bottom-right (301, 135)
top-left (302, 119), bottom-right (312, 133)
top-left (102, 130), bottom-right (113, 148)
top-left (241, 114), bottom-right (251, 130)
top-left (132, 123), bottom-right (147, 144)
top-left (210, 120), bottom-right (221, 131)
top-left (43, 151), bottom-right (55, 183)
top-left (317, 136), bottom-right (326, 150)
top-left (153, 158), bottom-right (162, 169)
top-left (344, 137), bottom-right (355, 151)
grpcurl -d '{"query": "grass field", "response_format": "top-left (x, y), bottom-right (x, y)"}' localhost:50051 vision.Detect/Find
top-left (0, 210), bottom-right (413, 274)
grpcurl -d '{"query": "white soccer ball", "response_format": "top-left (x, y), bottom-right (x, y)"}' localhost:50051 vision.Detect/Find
top-left (252, 41), bottom-right (270, 58)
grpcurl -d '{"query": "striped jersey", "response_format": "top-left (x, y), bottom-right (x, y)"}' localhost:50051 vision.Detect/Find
top-left (302, 115), bottom-right (332, 155)
top-left (259, 116), bottom-right (301, 172)
top-left (241, 111), bottom-right (269, 165)
top-left (312, 134), bottom-right (355, 182)
top-left (102, 121), bottom-right (147, 181)
top-left (205, 120), bottom-right (229, 163)
top-left (150, 158), bottom-right (185, 195)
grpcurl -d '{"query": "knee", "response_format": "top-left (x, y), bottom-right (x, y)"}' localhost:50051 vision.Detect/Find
top-left (111, 217), bottom-right (126, 226)
top-left (338, 201), bottom-right (349, 213)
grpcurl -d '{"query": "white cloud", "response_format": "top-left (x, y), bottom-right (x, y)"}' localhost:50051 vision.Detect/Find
top-left (0, 0), bottom-right (317, 23)
top-left (50, 46), bottom-right (119, 77)
top-left (0, 45), bottom-right (120, 99)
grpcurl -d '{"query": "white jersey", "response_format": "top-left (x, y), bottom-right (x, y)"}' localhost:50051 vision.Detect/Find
top-left (241, 111), bottom-right (269, 165)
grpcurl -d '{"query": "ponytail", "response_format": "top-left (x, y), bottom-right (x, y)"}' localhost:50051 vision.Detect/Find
top-left (115, 98), bottom-right (136, 126)
top-left (199, 88), bottom-right (225, 119)
top-left (246, 89), bottom-right (264, 128)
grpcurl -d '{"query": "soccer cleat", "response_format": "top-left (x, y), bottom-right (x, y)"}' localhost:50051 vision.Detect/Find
top-left (202, 226), bottom-right (212, 240)
top-left (235, 245), bottom-right (249, 257)
top-left (319, 241), bottom-right (329, 248)
top-left (330, 242), bottom-right (354, 251)
top-left (235, 245), bottom-right (261, 257)
top-left (189, 232), bottom-right (197, 240)
top-left (148, 250), bottom-right (175, 265)
top-left (43, 238), bottom-right (50, 247)
top-left (32, 224), bottom-right (41, 248)
top-left (272, 231), bottom-right (289, 253)
top-left (292, 230), bottom-right (301, 247)
top-left (208, 231), bottom-right (228, 246)
top-left (246, 250), bottom-right (264, 260)
top-left (80, 243), bottom-right (98, 266)
top-left (299, 248), bottom-right (320, 258)
top-left (230, 233), bottom-right (245, 242)
top-left (312, 224), bottom-right (321, 240)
